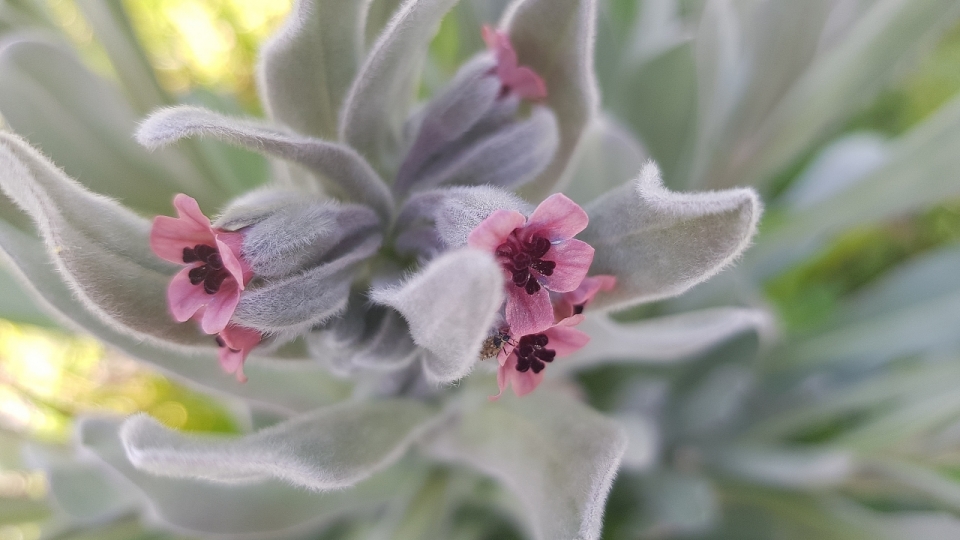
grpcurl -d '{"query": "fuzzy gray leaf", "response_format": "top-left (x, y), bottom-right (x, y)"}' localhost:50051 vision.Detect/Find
top-left (582, 161), bottom-right (760, 311)
top-left (502, 0), bottom-right (599, 198)
top-left (340, 0), bottom-right (460, 175)
top-left (0, 221), bottom-right (349, 416)
top-left (371, 248), bottom-right (503, 384)
top-left (120, 399), bottom-right (437, 490)
top-left (0, 132), bottom-right (210, 346)
top-left (136, 106), bottom-right (393, 218)
top-left (240, 199), bottom-right (380, 278)
top-left (563, 114), bottom-right (647, 205)
top-left (0, 37), bottom-right (219, 214)
top-left (428, 389), bottom-right (626, 540)
top-left (411, 105), bottom-right (559, 192)
top-left (395, 55), bottom-right (500, 194)
top-left (431, 185), bottom-right (531, 248)
top-left (233, 234), bottom-right (382, 334)
top-left (559, 307), bottom-right (773, 373)
top-left (79, 416), bottom-right (426, 539)
top-left (258, 0), bottom-right (367, 139)
top-left (710, 445), bottom-right (855, 489)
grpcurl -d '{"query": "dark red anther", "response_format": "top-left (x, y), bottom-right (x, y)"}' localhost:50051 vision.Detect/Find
top-left (495, 233), bottom-right (554, 296)
top-left (194, 244), bottom-right (216, 262)
top-left (188, 265), bottom-right (209, 285)
top-left (182, 247), bottom-right (198, 263)
top-left (215, 336), bottom-right (226, 347)
top-left (206, 252), bottom-right (223, 270)
top-left (513, 333), bottom-right (555, 374)
top-left (203, 271), bottom-right (228, 294)
top-left (573, 304), bottom-right (585, 315)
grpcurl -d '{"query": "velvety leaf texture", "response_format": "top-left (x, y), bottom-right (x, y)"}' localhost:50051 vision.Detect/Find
top-left (371, 248), bottom-right (504, 384)
top-left (340, 0), bottom-right (460, 175)
top-left (0, 131), bottom-right (211, 346)
top-left (258, 0), bottom-right (367, 139)
top-left (503, 0), bottom-right (599, 198)
top-left (79, 416), bottom-right (424, 539)
top-left (428, 389), bottom-right (627, 540)
top-left (136, 106), bottom-right (394, 219)
top-left (582, 161), bottom-right (760, 311)
top-left (119, 399), bottom-right (437, 491)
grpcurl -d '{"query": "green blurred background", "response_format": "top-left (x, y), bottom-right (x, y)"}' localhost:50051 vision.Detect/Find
top-left (0, 0), bottom-right (959, 538)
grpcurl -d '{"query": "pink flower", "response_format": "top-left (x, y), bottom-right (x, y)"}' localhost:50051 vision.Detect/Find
top-left (150, 194), bottom-right (252, 335)
top-left (482, 25), bottom-right (547, 101)
top-left (216, 324), bottom-right (261, 383)
top-left (492, 315), bottom-right (589, 399)
top-left (554, 275), bottom-right (617, 320)
top-left (468, 193), bottom-right (595, 336)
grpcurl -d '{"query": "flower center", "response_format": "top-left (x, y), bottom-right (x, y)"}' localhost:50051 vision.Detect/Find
top-left (514, 333), bottom-right (556, 374)
top-left (183, 244), bottom-right (230, 294)
top-left (495, 233), bottom-right (556, 295)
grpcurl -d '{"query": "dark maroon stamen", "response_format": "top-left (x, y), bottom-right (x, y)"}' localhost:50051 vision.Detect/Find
top-left (495, 232), bottom-right (554, 296)
top-left (513, 333), bottom-right (555, 374)
top-left (185, 243), bottom-right (232, 295)
top-left (215, 336), bottom-right (226, 347)
top-left (182, 247), bottom-right (198, 263)
top-left (573, 304), bottom-right (585, 315)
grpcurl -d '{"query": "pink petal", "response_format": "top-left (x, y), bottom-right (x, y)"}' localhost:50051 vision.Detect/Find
top-left (504, 66), bottom-right (547, 101)
top-left (541, 239), bottom-right (594, 293)
top-left (507, 363), bottom-right (545, 397)
top-left (167, 267), bottom-right (209, 322)
top-left (200, 280), bottom-right (240, 334)
top-left (564, 275), bottom-right (617, 306)
top-left (150, 194), bottom-right (215, 263)
top-left (543, 324), bottom-right (590, 357)
top-left (505, 287), bottom-right (554, 336)
top-left (523, 194), bottom-right (589, 242)
top-left (218, 325), bottom-right (261, 383)
top-left (215, 234), bottom-right (249, 288)
top-left (467, 209), bottom-right (527, 253)
top-left (491, 355), bottom-right (512, 401)
top-left (482, 26), bottom-right (519, 72)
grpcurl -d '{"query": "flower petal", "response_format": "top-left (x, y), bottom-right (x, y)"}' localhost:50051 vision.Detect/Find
top-left (200, 280), bottom-right (240, 334)
top-left (504, 66), bottom-right (548, 101)
top-left (523, 193), bottom-right (589, 241)
top-left (218, 325), bottom-right (262, 383)
top-left (166, 267), bottom-right (207, 323)
top-left (434, 185), bottom-right (531, 248)
top-left (541, 238), bottom-right (594, 293)
top-left (150, 216), bottom-right (208, 264)
top-left (214, 233), bottom-right (247, 287)
top-left (505, 287), bottom-right (554, 337)
top-left (543, 321), bottom-right (590, 357)
top-left (467, 209), bottom-right (527, 253)
top-left (494, 352), bottom-right (545, 398)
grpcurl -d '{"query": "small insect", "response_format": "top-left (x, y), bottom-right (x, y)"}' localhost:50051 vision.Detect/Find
top-left (479, 328), bottom-right (513, 360)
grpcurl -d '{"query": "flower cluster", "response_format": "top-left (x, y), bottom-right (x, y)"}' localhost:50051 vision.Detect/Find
top-left (469, 193), bottom-right (615, 397)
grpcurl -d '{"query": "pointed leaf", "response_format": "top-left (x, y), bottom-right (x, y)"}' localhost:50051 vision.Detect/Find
top-left (120, 399), bottom-right (437, 490)
top-left (258, 0), bottom-right (367, 139)
top-left (75, 0), bottom-right (171, 114)
top-left (411, 105), bottom-right (559, 192)
top-left (371, 248), bottom-right (504, 384)
top-left (559, 308), bottom-right (772, 373)
top-left (79, 416), bottom-right (425, 539)
top-left (0, 132), bottom-right (211, 346)
top-left (340, 0), bottom-right (460, 175)
top-left (502, 0), bottom-right (598, 198)
top-left (581, 161), bottom-right (760, 311)
top-left (735, 0), bottom-right (960, 188)
top-left (0, 221), bottom-right (349, 415)
top-left (233, 235), bottom-right (382, 334)
top-left (137, 106), bottom-right (393, 219)
top-left (427, 389), bottom-right (626, 540)
top-left (0, 37), bottom-right (219, 213)
top-left (750, 95), bottom-right (960, 279)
